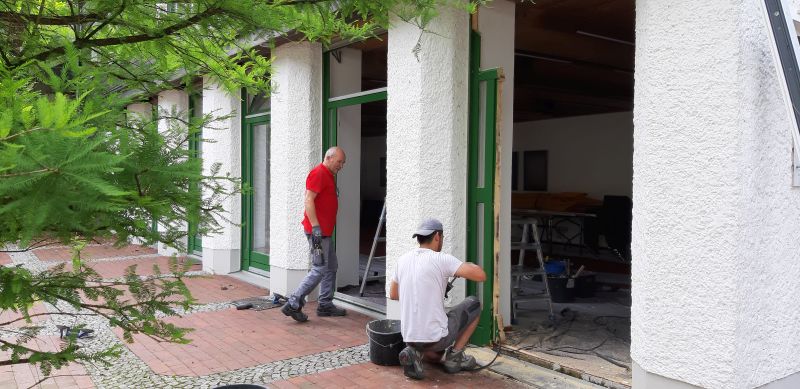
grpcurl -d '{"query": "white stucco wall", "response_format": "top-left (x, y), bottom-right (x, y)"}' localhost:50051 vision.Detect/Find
top-left (156, 90), bottom-right (189, 257)
top-left (513, 112), bottom-right (634, 198)
top-left (478, 0), bottom-right (515, 327)
top-left (385, 6), bottom-right (470, 316)
top-left (127, 103), bottom-right (152, 122)
top-left (633, 1), bottom-right (800, 388)
top-left (126, 102), bottom-right (155, 248)
top-left (732, 1), bottom-right (800, 386)
top-left (200, 78), bottom-right (242, 274)
top-left (269, 42), bottom-right (323, 293)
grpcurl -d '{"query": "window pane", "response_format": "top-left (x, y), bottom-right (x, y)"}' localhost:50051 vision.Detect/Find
top-left (252, 123), bottom-right (270, 255)
top-left (248, 93), bottom-right (270, 114)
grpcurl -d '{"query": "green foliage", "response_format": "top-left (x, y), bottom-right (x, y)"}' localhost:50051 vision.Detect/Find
top-left (0, 0), bottom-right (487, 249)
top-left (0, 0), bottom-right (486, 383)
top-left (0, 244), bottom-right (195, 377)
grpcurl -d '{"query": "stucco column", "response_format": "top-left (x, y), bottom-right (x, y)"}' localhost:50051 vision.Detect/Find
top-left (329, 48), bottom-right (363, 288)
top-left (200, 78), bottom-right (242, 274)
top-left (385, 7), bottom-right (470, 318)
top-left (269, 41), bottom-right (323, 299)
top-left (156, 90), bottom-right (189, 257)
top-left (633, 1), bottom-right (800, 388)
top-left (477, 0), bottom-right (515, 328)
top-left (126, 102), bottom-right (155, 248)
top-left (127, 102), bottom-right (152, 123)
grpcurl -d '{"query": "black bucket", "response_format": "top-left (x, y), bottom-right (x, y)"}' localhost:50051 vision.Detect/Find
top-left (547, 276), bottom-right (575, 303)
top-left (366, 319), bottom-right (405, 366)
top-left (575, 274), bottom-right (596, 298)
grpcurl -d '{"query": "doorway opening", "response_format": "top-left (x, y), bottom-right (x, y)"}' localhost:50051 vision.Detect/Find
top-left (187, 91), bottom-right (203, 257)
top-left (323, 35), bottom-right (389, 314)
top-left (504, 1), bottom-right (635, 386)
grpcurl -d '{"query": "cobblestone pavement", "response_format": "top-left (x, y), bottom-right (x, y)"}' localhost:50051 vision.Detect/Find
top-left (0, 243), bottom-right (532, 389)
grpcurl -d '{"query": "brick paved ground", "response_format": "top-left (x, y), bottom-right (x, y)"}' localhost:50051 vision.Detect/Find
top-left (73, 256), bottom-right (201, 279)
top-left (32, 245), bottom-right (158, 262)
top-left (270, 361), bottom-right (525, 389)
top-left (0, 242), bottom-right (533, 389)
top-left (0, 336), bottom-right (93, 389)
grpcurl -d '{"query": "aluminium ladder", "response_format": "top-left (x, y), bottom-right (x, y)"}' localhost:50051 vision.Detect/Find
top-left (510, 218), bottom-right (554, 323)
top-left (359, 201), bottom-right (386, 297)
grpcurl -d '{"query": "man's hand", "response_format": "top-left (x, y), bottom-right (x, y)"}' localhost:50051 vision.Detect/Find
top-left (311, 225), bottom-right (322, 246)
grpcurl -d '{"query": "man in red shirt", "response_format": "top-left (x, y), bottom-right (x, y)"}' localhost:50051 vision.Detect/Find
top-left (282, 146), bottom-right (347, 322)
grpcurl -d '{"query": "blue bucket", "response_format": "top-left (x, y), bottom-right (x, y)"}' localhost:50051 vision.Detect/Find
top-left (544, 260), bottom-right (566, 275)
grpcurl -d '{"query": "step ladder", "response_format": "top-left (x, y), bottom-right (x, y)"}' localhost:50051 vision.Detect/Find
top-left (359, 201), bottom-right (386, 297)
top-left (510, 218), bottom-right (554, 323)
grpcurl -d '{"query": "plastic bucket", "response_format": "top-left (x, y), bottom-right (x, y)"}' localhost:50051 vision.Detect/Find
top-left (366, 319), bottom-right (405, 366)
top-left (544, 260), bottom-right (566, 275)
top-left (547, 276), bottom-right (575, 303)
top-left (575, 274), bottom-right (596, 298)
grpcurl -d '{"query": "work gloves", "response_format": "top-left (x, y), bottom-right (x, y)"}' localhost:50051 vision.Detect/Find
top-left (311, 225), bottom-right (325, 266)
top-left (311, 225), bottom-right (322, 246)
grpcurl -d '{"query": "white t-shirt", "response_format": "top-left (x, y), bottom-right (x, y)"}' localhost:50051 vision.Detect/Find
top-left (391, 248), bottom-right (464, 343)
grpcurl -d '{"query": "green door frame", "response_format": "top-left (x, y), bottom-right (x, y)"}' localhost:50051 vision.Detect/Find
top-left (322, 51), bottom-right (388, 314)
top-left (323, 52), bottom-right (387, 152)
top-left (467, 30), bottom-right (502, 346)
top-left (241, 91), bottom-right (271, 271)
top-left (187, 94), bottom-right (203, 255)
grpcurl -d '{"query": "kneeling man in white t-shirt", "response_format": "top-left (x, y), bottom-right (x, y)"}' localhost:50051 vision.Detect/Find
top-left (389, 218), bottom-right (487, 380)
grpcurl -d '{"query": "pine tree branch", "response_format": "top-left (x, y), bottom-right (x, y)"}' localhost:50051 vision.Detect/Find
top-left (25, 374), bottom-right (91, 389)
top-left (0, 11), bottom-right (105, 26)
top-left (0, 311), bottom-right (96, 327)
top-left (10, 6), bottom-right (225, 68)
top-left (0, 338), bottom-right (48, 364)
top-left (0, 168), bottom-right (54, 178)
top-left (1, 126), bottom-right (46, 141)
top-left (82, 1), bottom-right (128, 42)
top-left (0, 47), bottom-right (10, 66)
top-left (134, 173), bottom-right (144, 196)
top-left (0, 357), bottom-right (31, 366)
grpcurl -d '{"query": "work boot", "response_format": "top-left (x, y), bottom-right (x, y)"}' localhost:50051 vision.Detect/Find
top-left (281, 302), bottom-right (308, 323)
top-left (316, 304), bottom-right (346, 317)
top-left (443, 346), bottom-right (477, 374)
top-left (398, 346), bottom-right (425, 380)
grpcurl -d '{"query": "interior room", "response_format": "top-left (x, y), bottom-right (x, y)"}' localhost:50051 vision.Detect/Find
top-left (327, 35), bottom-right (389, 312)
top-left (505, 0), bottom-right (634, 385)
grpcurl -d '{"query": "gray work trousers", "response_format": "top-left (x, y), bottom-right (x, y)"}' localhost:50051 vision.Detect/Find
top-left (288, 235), bottom-right (337, 309)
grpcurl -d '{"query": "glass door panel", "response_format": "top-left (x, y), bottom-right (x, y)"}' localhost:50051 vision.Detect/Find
top-left (242, 115), bottom-right (270, 272)
top-left (251, 123), bottom-right (270, 260)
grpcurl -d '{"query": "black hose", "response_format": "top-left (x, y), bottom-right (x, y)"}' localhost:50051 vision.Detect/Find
top-left (463, 345), bottom-right (502, 372)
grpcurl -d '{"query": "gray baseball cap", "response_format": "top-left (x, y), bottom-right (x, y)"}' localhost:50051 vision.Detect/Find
top-left (412, 218), bottom-right (444, 238)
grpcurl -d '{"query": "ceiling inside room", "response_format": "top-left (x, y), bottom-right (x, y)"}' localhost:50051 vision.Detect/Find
top-left (514, 0), bottom-right (635, 122)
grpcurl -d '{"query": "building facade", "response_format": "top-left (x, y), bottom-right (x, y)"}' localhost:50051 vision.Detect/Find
top-left (130, 1), bottom-right (800, 388)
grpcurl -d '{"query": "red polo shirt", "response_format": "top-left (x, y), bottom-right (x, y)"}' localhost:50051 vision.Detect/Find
top-left (301, 163), bottom-right (338, 236)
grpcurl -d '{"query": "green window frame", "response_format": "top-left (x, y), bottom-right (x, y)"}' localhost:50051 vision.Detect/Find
top-left (187, 93), bottom-right (203, 256)
top-left (241, 90), bottom-right (272, 272)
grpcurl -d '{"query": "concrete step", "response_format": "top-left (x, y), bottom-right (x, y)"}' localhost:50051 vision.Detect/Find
top-left (468, 346), bottom-right (606, 389)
